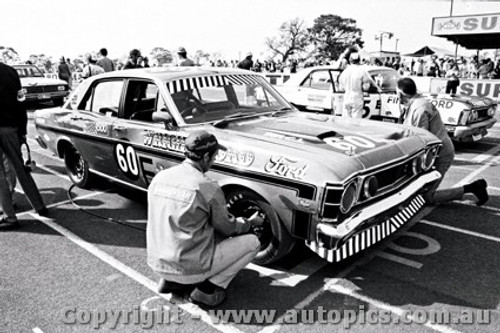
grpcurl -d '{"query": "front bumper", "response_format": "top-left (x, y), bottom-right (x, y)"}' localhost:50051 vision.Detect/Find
top-left (448, 117), bottom-right (497, 142)
top-left (25, 91), bottom-right (68, 102)
top-left (306, 170), bottom-right (441, 262)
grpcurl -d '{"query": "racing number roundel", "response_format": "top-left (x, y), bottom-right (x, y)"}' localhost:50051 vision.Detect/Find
top-left (115, 143), bottom-right (139, 179)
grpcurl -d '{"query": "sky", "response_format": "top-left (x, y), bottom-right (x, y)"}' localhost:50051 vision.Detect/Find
top-left (1, 0), bottom-right (499, 62)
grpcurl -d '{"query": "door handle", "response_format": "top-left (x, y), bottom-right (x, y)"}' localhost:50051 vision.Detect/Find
top-left (114, 126), bottom-right (126, 131)
top-left (70, 116), bottom-right (83, 120)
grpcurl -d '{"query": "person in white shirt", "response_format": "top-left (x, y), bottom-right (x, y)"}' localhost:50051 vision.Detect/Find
top-left (338, 53), bottom-right (381, 118)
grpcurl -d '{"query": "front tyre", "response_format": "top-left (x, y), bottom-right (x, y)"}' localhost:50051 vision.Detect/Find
top-left (226, 189), bottom-right (295, 265)
top-left (64, 146), bottom-right (92, 188)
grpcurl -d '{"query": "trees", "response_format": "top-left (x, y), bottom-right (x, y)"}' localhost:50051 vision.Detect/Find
top-left (265, 14), bottom-right (365, 64)
top-left (150, 47), bottom-right (173, 67)
top-left (265, 18), bottom-right (309, 63)
top-left (309, 14), bottom-right (364, 62)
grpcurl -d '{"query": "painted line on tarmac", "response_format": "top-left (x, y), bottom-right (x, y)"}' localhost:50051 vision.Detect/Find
top-left (29, 212), bottom-right (244, 333)
top-left (247, 256), bottom-right (327, 287)
top-left (471, 143), bottom-right (500, 164)
top-left (420, 220), bottom-right (500, 244)
top-left (32, 328), bottom-right (44, 333)
top-left (456, 153), bottom-right (500, 186)
top-left (326, 283), bottom-right (462, 333)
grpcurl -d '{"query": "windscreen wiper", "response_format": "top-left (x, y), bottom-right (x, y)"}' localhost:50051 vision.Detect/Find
top-left (213, 112), bottom-right (258, 128)
top-left (269, 106), bottom-right (293, 117)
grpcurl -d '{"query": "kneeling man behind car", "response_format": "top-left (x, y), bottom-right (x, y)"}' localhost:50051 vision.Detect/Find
top-left (147, 130), bottom-right (264, 307)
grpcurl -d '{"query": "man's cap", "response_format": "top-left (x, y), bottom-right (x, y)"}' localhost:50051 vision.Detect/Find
top-left (185, 130), bottom-right (226, 154)
top-left (178, 47), bottom-right (187, 54)
top-left (246, 52), bottom-right (253, 57)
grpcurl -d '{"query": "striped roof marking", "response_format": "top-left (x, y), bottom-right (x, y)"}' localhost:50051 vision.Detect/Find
top-left (165, 74), bottom-right (265, 93)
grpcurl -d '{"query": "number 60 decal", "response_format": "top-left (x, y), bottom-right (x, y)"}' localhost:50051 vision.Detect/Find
top-left (115, 143), bottom-right (139, 179)
top-left (324, 135), bottom-right (376, 151)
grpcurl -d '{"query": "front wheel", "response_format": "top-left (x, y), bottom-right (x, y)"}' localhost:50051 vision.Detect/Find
top-left (64, 146), bottom-right (92, 188)
top-left (226, 189), bottom-right (295, 265)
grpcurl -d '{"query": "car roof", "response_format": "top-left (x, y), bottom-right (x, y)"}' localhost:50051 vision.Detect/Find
top-left (94, 66), bottom-right (256, 82)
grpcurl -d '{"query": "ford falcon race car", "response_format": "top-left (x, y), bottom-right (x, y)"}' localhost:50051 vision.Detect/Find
top-left (34, 67), bottom-right (441, 265)
top-left (13, 64), bottom-right (70, 106)
top-left (276, 65), bottom-right (497, 142)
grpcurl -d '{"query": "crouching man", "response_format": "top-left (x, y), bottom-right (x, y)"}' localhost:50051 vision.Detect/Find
top-left (147, 130), bottom-right (263, 307)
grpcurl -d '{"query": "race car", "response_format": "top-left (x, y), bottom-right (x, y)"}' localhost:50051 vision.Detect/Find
top-left (276, 65), bottom-right (497, 142)
top-left (34, 67), bottom-right (441, 265)
top-left (13, 64), bottom-right (70, 106)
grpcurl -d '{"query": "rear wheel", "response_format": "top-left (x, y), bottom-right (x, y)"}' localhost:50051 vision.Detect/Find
top-left (64, 146), bottom-right (92, 188)
top-left (226, 189), bottom-right (295, 265)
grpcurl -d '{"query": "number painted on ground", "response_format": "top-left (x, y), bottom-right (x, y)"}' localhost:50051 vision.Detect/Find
top-left (377, 231), bottom-right (441, 269)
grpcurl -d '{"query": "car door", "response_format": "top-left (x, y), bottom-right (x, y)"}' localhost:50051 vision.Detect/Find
top-left (294, 69), bottom-right (337, 113)
top-left (110, 79), bottom-right (186, 189)
top-left (65, 78), bottom-right (124, 177)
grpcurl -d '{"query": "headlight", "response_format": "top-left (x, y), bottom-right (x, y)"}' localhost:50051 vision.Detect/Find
top-left (468, 110), bottom-right (478, 123)
top-left (58, 85), bottom-right (65, 91)
top-left (488, 105), bottom-right (497, 116)
top-left (422, 147), bottom-right (438, 171)
top-left (340, 181), bottom-right (358, 214)
top-left (412, 154), bottom-right (424, 174)
top-left (362, 175), bottom-right (378, 199)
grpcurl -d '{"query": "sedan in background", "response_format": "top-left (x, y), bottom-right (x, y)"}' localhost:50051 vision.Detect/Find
top-left (276, 65), bottom-right (497, 142)
top-left (14, 64), bottom-right (70, 106)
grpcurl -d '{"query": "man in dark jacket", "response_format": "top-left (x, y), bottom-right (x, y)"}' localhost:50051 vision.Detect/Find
top-left (0, 61), bottom-right (48, 229)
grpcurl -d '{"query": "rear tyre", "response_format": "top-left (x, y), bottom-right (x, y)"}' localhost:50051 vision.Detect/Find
top-left (64, 146), bottom-right (92, 188)
top-left (226, 189), bottom-right (295, 265)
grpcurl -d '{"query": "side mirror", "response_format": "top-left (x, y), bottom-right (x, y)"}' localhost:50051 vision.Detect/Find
top-left (152, 111), bottom-right (173, 129)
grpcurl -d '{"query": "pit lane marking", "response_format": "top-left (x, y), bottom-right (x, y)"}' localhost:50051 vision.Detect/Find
top-left (247, 256), bottom-right (327, 287)
top-left (32, 328), bottom-right (44, 333)
top-left (420, 220), bottom-right (500, 244)
top-left (28, 211), bottom-right (244, 333)
top-left (326, 283), bottom-right (463, 333)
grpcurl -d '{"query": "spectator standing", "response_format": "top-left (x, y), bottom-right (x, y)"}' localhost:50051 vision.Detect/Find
top-left (123, 49), bottom-right (142, 69)
top-left (81, 54), bottom-right (105, 78)
top-left (338, 53), bottom-right (381, 118)
top-left (445, 64), bottom-right (460, 95)
top-left (147, 130), bottom-right (263, 307)
top-left (96, 48), bottom-right (115, 72)
top-left (57, 56), bottom-right (72, 88)
top-left (397, 77), bottom-right (489, 206)
top-left (177, 47), bottom-right (195, 66)
top-left (0, 61), bottom-right (49, 229)
top-left (237, 52), bottom-right (254, 70)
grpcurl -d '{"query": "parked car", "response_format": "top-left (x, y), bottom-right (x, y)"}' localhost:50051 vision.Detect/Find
top-left (13, 64), bottom-right (70, 106)
top-left (34, 67), bottom-right (441, 264)
top-left (276, 65), bottom-right (497, 142)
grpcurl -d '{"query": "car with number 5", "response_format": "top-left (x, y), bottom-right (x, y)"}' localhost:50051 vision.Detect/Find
top-left (276, 65), bottom-right (497, 142)
top-left (34, 67), bottom-right (442, 265)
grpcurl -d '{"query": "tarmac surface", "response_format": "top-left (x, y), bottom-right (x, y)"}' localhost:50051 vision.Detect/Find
top-left (1, 109), bottom-right (499, 333)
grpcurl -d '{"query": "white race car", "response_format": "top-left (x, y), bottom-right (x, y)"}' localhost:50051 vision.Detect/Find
top-left (276, 65), bottom-right (497, 142)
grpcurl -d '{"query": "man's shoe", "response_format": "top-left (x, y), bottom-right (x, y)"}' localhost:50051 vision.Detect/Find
top-left (37, 207), bottom-right (50, 218)
top-left (0, 218), bottom-right (21, 230)
top-left (189, 286), bottom-right (226, 307)
top-left (464, 179), bottom-right (489, 206)
top-left (157, 278), bottom-right (196, 295)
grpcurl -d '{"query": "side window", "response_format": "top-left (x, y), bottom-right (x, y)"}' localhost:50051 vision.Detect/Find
top-left (79, 80), bottom-right (124, 117)
top-left (124, 80), bottom-right (160, 122)
top-left (301, 70), bottom-right (333, 90)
